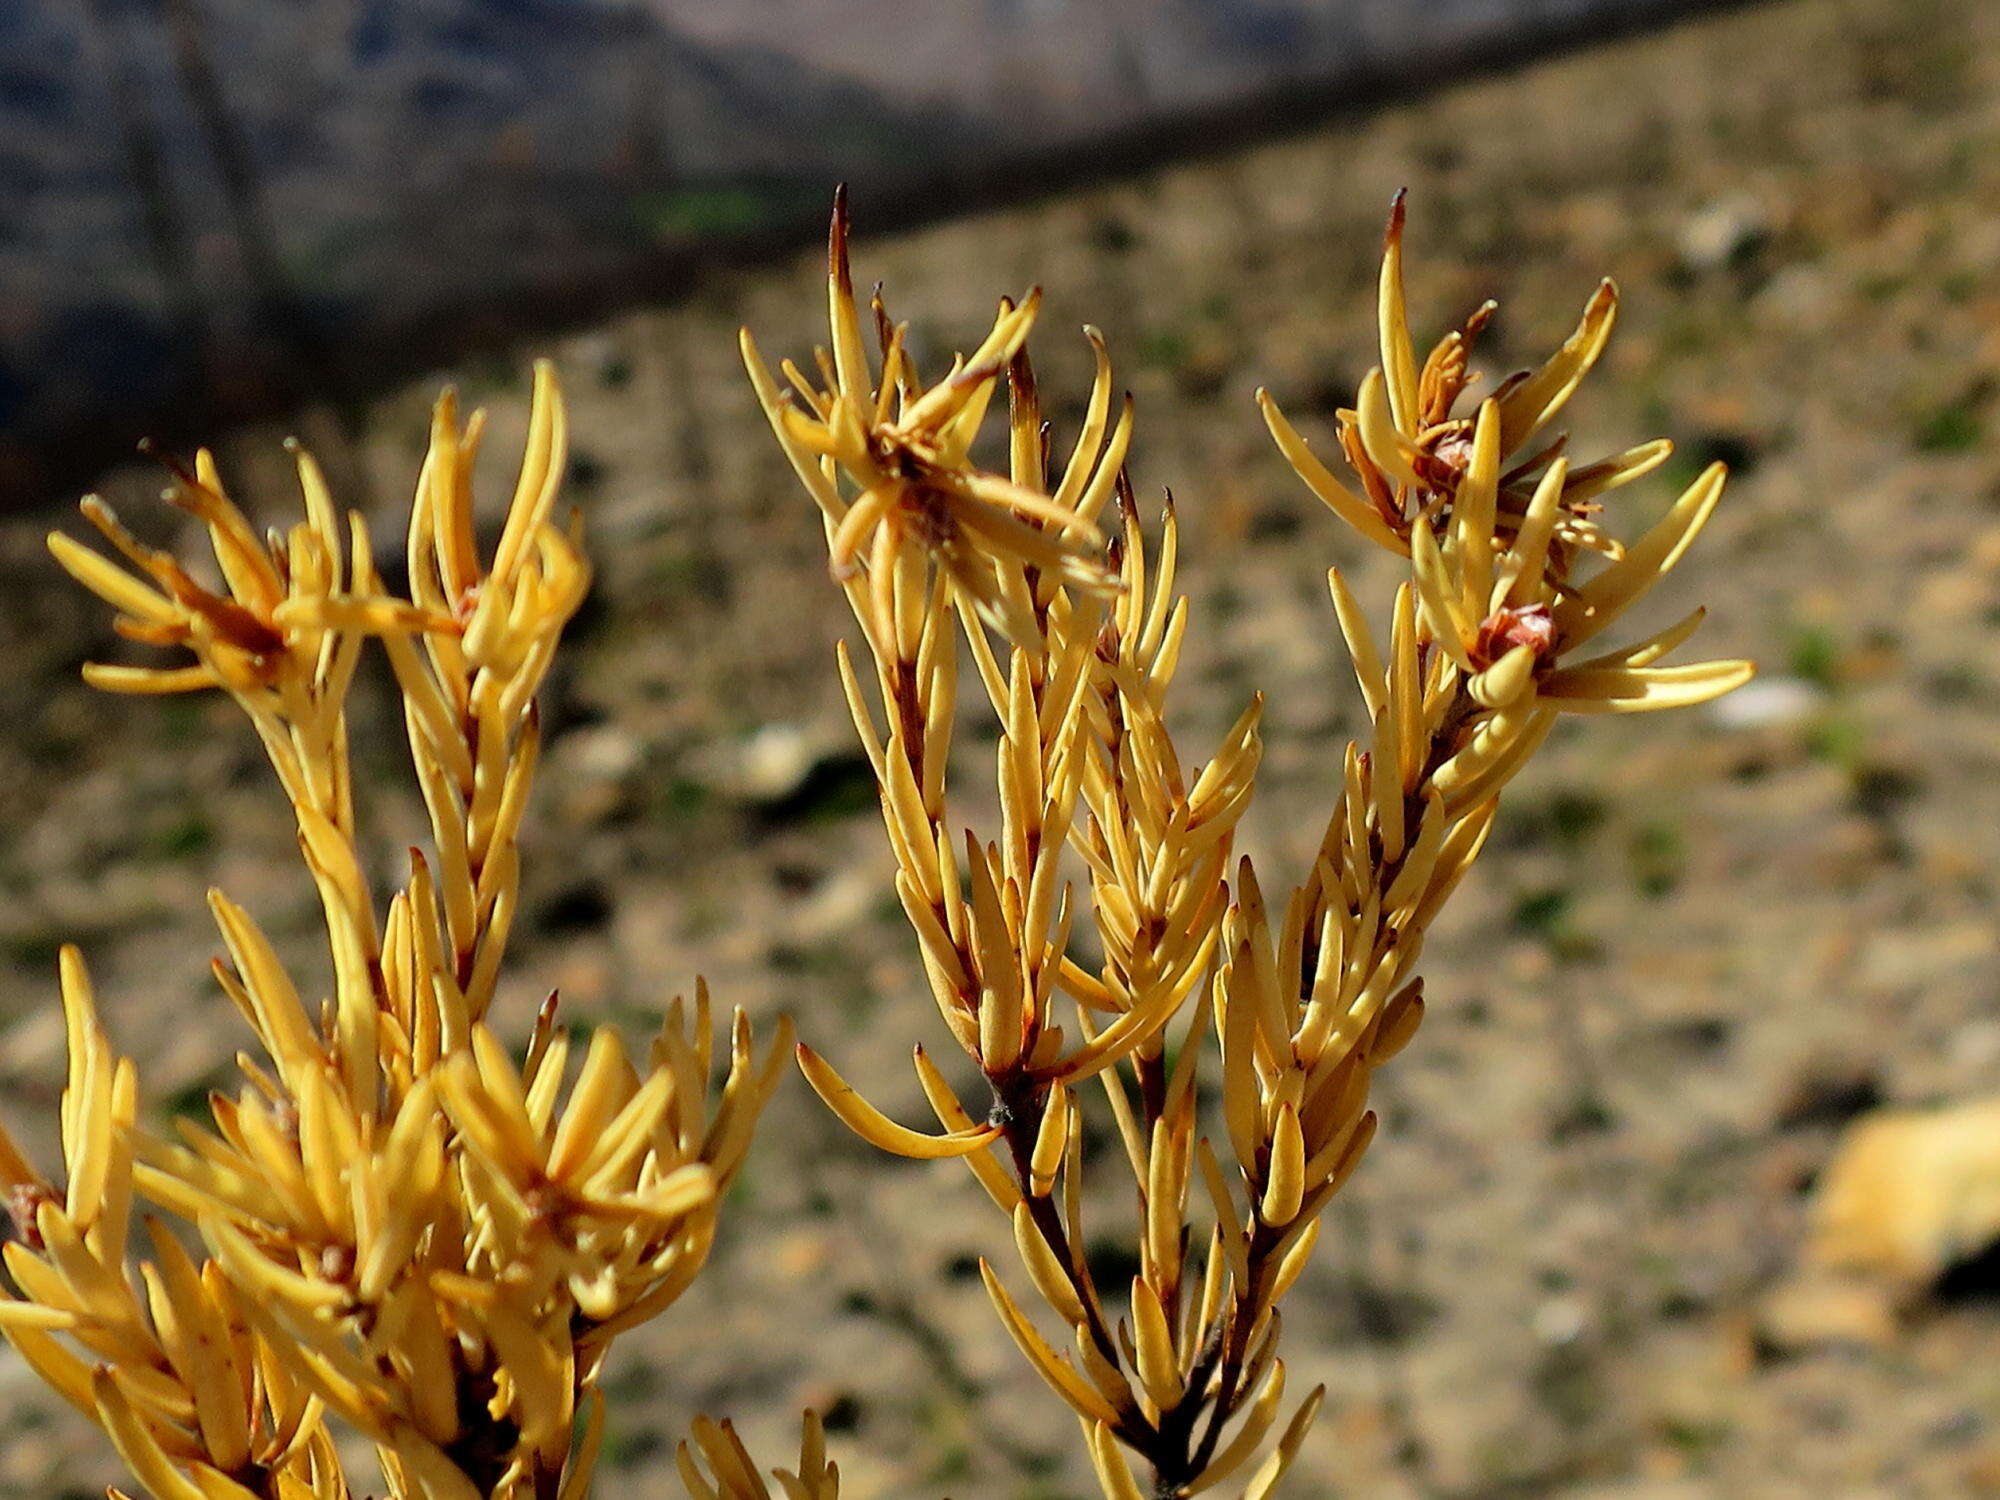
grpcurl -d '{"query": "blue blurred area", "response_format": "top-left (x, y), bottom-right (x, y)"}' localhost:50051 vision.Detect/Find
top-left (0, 0), bottom-right (1721, 503)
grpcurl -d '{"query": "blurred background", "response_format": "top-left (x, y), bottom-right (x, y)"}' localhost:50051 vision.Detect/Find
top-left (3, 0), bottom-right (1999, 1496)
top-left (5, 0), bottom-right (1754, 504)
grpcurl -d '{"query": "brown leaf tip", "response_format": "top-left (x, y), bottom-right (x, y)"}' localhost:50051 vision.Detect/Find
top-left (828, 184), bottom-right (852, 290)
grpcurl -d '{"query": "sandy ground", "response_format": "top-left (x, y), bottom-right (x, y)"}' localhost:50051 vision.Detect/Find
top-left (3, 0), bottom-right (2000, 1494)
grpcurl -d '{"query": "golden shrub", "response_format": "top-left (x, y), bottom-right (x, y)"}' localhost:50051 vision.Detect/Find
top-left (3, 192), bottom-right (1748, 1500)
top-left (739, 190), bottom-right (1749, 1499)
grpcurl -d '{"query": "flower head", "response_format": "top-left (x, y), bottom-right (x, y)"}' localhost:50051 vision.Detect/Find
top-left (47, 443), bottom-right (431, 702)
top-left (1262, 189), bottom-right (1753, 720)
top-left (742, 188), bottom-right (1125, 651)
